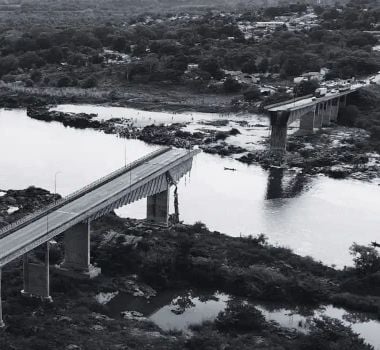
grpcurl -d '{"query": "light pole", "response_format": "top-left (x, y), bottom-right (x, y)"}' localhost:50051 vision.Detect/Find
top-left (54, 171), bottom-right (62, 204)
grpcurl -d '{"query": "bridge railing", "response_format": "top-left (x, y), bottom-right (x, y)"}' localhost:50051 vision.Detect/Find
top-left (0, 146), bottom-right (171, 239)
top-left (264, 94), bottom-right (314, 111)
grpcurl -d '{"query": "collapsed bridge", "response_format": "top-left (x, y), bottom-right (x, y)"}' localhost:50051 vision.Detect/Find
top-left (0, 146), bottom-right (200, 326)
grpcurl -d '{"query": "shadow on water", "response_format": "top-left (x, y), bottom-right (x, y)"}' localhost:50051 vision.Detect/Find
top-left (266, 167), bottom-right (311, 200)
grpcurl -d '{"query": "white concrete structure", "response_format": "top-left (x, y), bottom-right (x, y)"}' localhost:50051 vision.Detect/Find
top-left (0, 147), bottom-right (200, 326)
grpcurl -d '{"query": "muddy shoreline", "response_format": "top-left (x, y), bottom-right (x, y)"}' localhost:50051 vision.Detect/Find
top-left (0, 86), bottom-right (246, 114)
top-left (0, 188), bottom-right (379, 349)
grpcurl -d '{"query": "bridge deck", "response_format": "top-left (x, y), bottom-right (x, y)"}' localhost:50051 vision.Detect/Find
top-left (266, 87), bottom-right (359, 112)
top-left (0, 147), bottom-right (198, 266)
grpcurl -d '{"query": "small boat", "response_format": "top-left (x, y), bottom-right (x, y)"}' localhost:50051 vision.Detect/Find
top-left (224, 167), bottom-right (237, 171)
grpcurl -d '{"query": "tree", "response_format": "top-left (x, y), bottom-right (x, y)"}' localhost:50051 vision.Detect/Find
top-left (313, 5), bottom-right (324, 16)
top-left (72, 32), bottom-right (101, 49)
top-left (261, 92), bottom-right (292, 108)
top-left (81, 76), bottom-right (97, 88)
top-left (36, 33), bottom-right (52, 50)
top-left (24, 79), bottom-right (34, 87)
top-left (0, 55), bottom-right (18, 76)
top-left (296, 80), bottom-right (320, 97)
top-left (14, 36), bottom-right (37, 52)
top-left (91, 54), bottom-right (103, 64)
top-left (45, 46), bottom-right (63, 64)
top-left (281, 55), bottom-right (306, 77)
top-left (112, 36), bottom-right (127, 52)
top-left (241, 60), bottom-right (257, 74)
top-left (30, 70), bottom-right (42, 82)
top-left (223, 77), bottom-right (241, 93)
top-left (19, 52), bottom-right (45, 69)
top-left (57, 76), bottom-right (71, 87)
top-left (337, 105), bottom-right (360, 126)
top-left (243, 86), bottom-right (261, 102)
top-left (347, 31), bottom-right (378, 48)
top-left (199, 57), bottom-right (223, 79)
top-left (350, 243), bottom-right (380, 274)
top-left (67, 53), bottom-right (86, 66)
top-left (257, 58), bottom-right (269, 73)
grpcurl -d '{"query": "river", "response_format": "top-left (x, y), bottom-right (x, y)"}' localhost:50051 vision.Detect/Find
top-left (0, 107), bottom-right (380, 268)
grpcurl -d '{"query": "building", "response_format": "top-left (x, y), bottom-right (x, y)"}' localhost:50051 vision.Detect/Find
top-left (187, 63), bottom-right (199, 71)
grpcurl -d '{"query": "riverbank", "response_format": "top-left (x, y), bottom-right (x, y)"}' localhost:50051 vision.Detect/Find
top-left (0, 188), bottom-right (379, 349)
top-left (0, 83), bottom-right (247, 114)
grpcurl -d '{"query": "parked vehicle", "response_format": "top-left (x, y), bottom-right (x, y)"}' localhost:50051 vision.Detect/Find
top-left (315, 87), bottom-right (327, 97)
top-left (338, 83), bottom-right (350, 92)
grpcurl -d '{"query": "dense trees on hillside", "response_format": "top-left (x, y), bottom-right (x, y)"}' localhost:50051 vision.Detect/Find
top-left (0, 2), bottom-right (377, 89)
top-left (318, 0), bottom-right (380, 30)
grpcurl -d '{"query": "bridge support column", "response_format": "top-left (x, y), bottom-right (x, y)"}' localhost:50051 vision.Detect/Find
top-left (269, 110), bottom-right (289, 154)
top-left (299, 111), bottom-right (315, 134)
top-left (58, 221), bottom-right (101, 279)
top-left (341, 94), bottom-right (347, 107)
top-left (322, 102), bottom-right (331, 126)
top-left (270, 124), bottom-right (287, 153)
top-left (21, 243), bottom-right (52, 301)
top-left (147, 189), bottom-right (169, 226)
top-left (0, 268), bottom-right (4, 328)
top-left (314, 104), bottom-right (323, 128)
top-left (330, 98), bottom-right (339, 122)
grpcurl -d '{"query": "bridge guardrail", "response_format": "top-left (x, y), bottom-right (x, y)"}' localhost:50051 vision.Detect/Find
top-left (0, 146), bottom-right (171, 239)
top-left (264, 94), bottom-right (314, 110)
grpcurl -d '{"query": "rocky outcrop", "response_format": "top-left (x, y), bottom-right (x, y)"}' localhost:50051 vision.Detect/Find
top-left (0, 187), bottom-right (57, 228)
top-left (27, 107), bottom-right (102, 129)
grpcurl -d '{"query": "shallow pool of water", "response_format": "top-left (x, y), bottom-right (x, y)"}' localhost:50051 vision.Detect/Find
top-left (107, 290), bottom-right (229, 332)
top-left (1, 108), bottom-right (380, 267)
top-left (257, 303), bottom-right (380, 350)
top-left (106, 289), bottom-right (380, 348)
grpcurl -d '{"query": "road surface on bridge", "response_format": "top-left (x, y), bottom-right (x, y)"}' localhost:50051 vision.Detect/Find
top-left (267, 86), bottom-right (361, 112)
top-left (0, 147), bottom-right (195, 266)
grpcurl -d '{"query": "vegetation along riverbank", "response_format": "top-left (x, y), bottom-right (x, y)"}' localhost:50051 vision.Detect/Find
top-left (0, 188), bottom-right (379, 349)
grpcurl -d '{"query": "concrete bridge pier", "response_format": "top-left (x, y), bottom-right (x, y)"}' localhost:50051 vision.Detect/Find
top-left (21, 242), bottom-right (52, 301)
top-left (299, 110), bottom-right (315, 134)
top-left (322, 102), bottom-right (331, 126)
top-left (314, 103), bottom-right (323, 128)
top-left (0, 268), bottom-right (4, 327)
top-left (147, 189), bottom-right (170, 226)
top-left (341, 94), bottom-right (347, 107)
top-left (58, 220), bottom-right (101, 279)
top-left (269, 110), bottom-right (290, 153)
top-left (330, 98), bottom-right (340, 122)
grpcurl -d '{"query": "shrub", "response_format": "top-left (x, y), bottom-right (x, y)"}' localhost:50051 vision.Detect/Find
top-left (56, 76), bottom-right (71, 87)
top-left (30, 70), bottom-right (42, 82)
top-left (193, 221), bottom-right (208, 232)
top-left (243, 86), bottom-right (261, 101)
top-left (349, 243), bottom-right (380, 274)
top-left (215, 301), bottom-right (266, 333)
top-left (223, 77), bottom-right (241, 93)
top-left (81, 76), bottom-right (97, 88)
top-left (337, 105), bottom-right (360, 127)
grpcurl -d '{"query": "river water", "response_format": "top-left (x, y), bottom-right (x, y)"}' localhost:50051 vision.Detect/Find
top-left (0, 107), bottom-right (380, 268)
